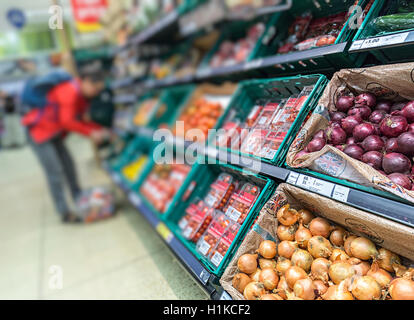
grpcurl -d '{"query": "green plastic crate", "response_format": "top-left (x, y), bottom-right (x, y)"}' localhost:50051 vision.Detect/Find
top-left (165, 162), bottom-right (276, 276)
top-left (352, 0), bottom-right (414, 63)
top-left (214, 74), bottom-right (328, 166)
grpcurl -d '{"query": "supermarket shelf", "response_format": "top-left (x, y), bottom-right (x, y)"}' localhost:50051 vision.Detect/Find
top-left (143, 74), bottom-right (195, 90)
top-left (349, 30), bottom-right (414, 53)
top-left (103, 164), bottom-right (221, 299)
top-left (111, 77), bottom-right (135, 90)
top-left (113, 93), bottom-right (137, 105)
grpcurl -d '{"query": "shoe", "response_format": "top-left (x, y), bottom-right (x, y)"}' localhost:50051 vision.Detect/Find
top-left (62, 213), bottom-right (83, 224)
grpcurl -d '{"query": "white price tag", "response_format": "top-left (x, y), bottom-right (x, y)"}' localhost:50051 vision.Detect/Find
top-left (220, 291), bottom-right (232, 300)
top-left (178, 218), bottom-right (188, 230)
top-left (296, 174), bottom-right (334, 198)
top-left (360, 32), bottom-right (409, 50)
top-left (199, 269), bottom-right (210, 284)
top-left (332, 185), bottom-right (350, 203)
top-left (128, 192), bottom-right (142, 207)
top-left (287, 171), bottom-right (300, 185)
top-left (211, 251), bottom-right (224, 267)
top-left (198, 240), bottom-right (211, 256)
top-left (349, 39), bottom-right (365, 51)
top-left (183, 226), bottom-right (193, 239)
top-left (226, 206), bottom-right (242, 222)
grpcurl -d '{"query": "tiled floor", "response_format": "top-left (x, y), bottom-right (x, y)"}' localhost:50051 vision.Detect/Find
top-left (0, 135), bottom-right (208, 300)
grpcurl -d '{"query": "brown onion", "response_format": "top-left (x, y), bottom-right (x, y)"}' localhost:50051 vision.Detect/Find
top-left (259, 259), bottom-right (276, 270)
top-left (348, 258), bottom-right (370, 276)
top-left (291, 249), bottom-right (314, 272)
top-left (350, 237), bottom-right (379, 260)
top-left (278, 241), bottom-right (298, 259)
top-left (295, 224), bottom-right (312, 249)
top-left (307, 236), bottom-right (333, 259)
top-left (311, 258), bottom-right (331, 282)
top-left (276, 276), bottom-right (291, 299)
top-left (238, 254), bottom-right (258, 274)
top-left (232, 273), bottom-right (252, 293)
top-left (377, 248), bottom-right (401, 272)
top-left (330, 227), bottom-right (347, 247)
top-left (259, 268), bottom-right (279, 291)
top-left (258, 240), bottom-right (277, 259)
top-left (351, 276), bottom-right (381, 300)
top-left (309, 217), bottom-right (332, 238)
top-left (277, 204), bottom-right (299, 226)
top-left (330, 248), bottom-right (350, 262)
top-left (329, 261), bottom-right (355, 284)
top-left (367, 262), bottom-right (392, 289)
top-left (389, 278), bottom-right (414, 300)
top-left (344, 235), bottom-right (357, 256)
top-left (250, 269), bottom-right (261, 282)
top-left (244, 282), bottom-right (265, 300)
top-left (293, 278), bottom-right (315, 300)
top-left (285, 266), bottom-right (308, 289)
top-left (322, 280), bottom-right (354, 300)
top-left (260, 294), bottom-right (284, 300)
top-left (277, 224), bottom-right (298, 241)
top-left (276, 257), bottom-right (293, 275)
top-left (313, 280), bottom-right (328, 296)
top-left (297, 209), bottom-right (314, 225)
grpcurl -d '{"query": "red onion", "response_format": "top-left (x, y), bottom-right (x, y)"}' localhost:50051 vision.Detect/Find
top-left (380, 115), bottom-right (408, 138)
top-left (356, 93), bottom-right (376, 108)
top-left (388, 173), bottom-right (412, 190)
top-left (362, 151), bottom-right (383, 170)
top-left (397, 132), bottom-right (414, 157)
top-left (369, 110), bottom-right (386, 124)
top-left (408, 123), bottom-right (414, 133)
top-left (348, 106), bottom-right (371, 120)
top-left (326, 126), bottom-right (347, 145)
top-left (335, 145), bottom-right (346, 152)
top-left (385, 138), bottom-right (399, 153)
top-left (344, 144), bottom-right (364, 160)
top-left (341, 115), bottom-right (362, 135)
top-left (336, 96), bottom-right (354, 112)
top-left (307, 138), bottom-right (326, 153)
top-left (375, 100), bottom-right (392, 113)
top-left (330, 111), bottom-right (347, 123)
top-left (391, 102), bottom-right (406, 113)
top-left (361, 135), bottom-right (384, 152)
top-left (346, 137), bottom-right (357, 145)
top-left (295, 149), bottom-right (309, 160)
top-left (382, 153), bottom-right (412, 174)
top-left (400, 101), bottom-right (414, 123)
top-left (353, 123), bottom-right (375, 142)
top-left (314, 129), bottom-right (327, 141)
top-left (373, 124), bottom-right (381, 136)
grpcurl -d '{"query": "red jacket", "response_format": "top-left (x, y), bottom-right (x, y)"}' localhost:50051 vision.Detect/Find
top-left (23, 79), bottom-right (101, 144)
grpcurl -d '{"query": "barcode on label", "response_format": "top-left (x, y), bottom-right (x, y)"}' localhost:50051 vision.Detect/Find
top-left (226, 206), bottom-right (242, 222)
top-left (198, 240), bottom-right (211, 256)
top-left (332, 185), bottom-right (350, 202)
top-left (296, 174), bottom-right (334, 198)
top-left (211, 251), bottom-right (224, 267)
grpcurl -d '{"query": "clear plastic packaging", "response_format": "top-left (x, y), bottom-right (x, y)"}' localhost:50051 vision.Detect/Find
top-left (209, 222), bottom-right (241, 267)
top-left (240, 128), bottom-right (268, 157)
top-left (224, 183), bottom-right (261, 224)
top-left (182, 202), bottom-right (214, 243)
top-left (204, 173), bottom-right (235, 210)
top-left (178, 198), bottom-right (204, 231)
top-left (196, 212), bottom-right (231, 257)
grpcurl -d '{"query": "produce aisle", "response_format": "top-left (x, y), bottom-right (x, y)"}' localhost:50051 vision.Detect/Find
top-left (0, 135), bottom-right (207, 300)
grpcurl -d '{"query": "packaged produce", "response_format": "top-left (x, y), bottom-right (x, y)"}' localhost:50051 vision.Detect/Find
top-left (196, 212), bottom-right (231, 257)
top-left (225, 183), bottom-right (261, 224)
top-left (254, 102), bottom-right (280, 128)
top-left (246, 105), bottom-right (263, 127)
top-left (215, 120), bottom-right (243, 148)
top-left (210, 222), bottom-right (241, 267)
top-left (240, 129), bottom-right (268, 157)
top-left (182, 202), bottom-right (214, 243)
top-left (133, 98), bottom-right (159, 126)
top-left (287, 63), bottom-right (414, 203)
top-left (204, 173), bottom-right (236, 210)
top-left (178, 198), bottom-right (205, 231)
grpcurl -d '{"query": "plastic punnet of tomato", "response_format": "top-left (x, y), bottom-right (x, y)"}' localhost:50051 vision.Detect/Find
top-left (196, 211), bottom-right (231, 258)
top-left (209, 221), bottom-right (241, 267)
top-left (204, 173), bottom-right (235, 211)
top-left (224, 183), bottom-right (261, 225)
top-left (178, 198), bottom-right (204, 231)
top-left (182, 203), bottom-right (214, 243)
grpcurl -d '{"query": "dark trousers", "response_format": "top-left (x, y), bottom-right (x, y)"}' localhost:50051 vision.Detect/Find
top-left (27, 133), bottom-right (81, 215)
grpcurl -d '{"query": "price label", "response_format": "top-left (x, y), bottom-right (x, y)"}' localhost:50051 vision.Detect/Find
top-left (211, 251), bottom-right (224, 267)
top-left (243, 59), bottom-right (263, 71)
top-left (199, 269), bottom-right (210, 285)
top-left (287, 171), bottom-right (300, 185)
top-left (180, 21), bottom-right (197, 36)
top-left (156, 222), bottom-right (173, 243)
top-left (357, 32), bottom-right (410, 50)
top-left (220, 291), bottom-right (232, 300)
top-left (332, 185), bottom-right (350, 203)
top-left (296, 174), bottom-right (335, 198)
top-left (128, 192), bottom-right (142, 207)
top-left (197, 68), bottom-right (212, 79)
top-left (198, 240), bottom-right (211, 256)
top-left (349, 39), bottom-right (364, 51)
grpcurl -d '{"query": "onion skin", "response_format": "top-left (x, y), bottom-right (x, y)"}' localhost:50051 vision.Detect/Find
top-left (344, 235), bottom-right (357, 256)
top-left (278, 241), bottom-right (298, 259)
top-left (291, 249), bottom-right (314, 272)
top-left (276, 204), bottom-right (298, 226)
top-left (244, 282), bottom-right (266, 300)
top-left (350, 237), bottom-right (379, 260)
top-left (277, 224), bottom-right (298, 242)
top-left (330, 249), bottom-right (350, 262)
top-left (295, 224), bottom-right (312, 249)
top-left (362, 151), bottom-right (383, 170)
top-left (385, 138), bottom-right (399, 153)
top-left (337, 96), bottom-right (354, 112)
top-left (375, 100), bottom-right (392, 113)
top-left (309, 217), bottom-right (332, 238)
top-left (389, 278), bottom-right (414, 300)
top-left (377, 248), bottom-right (401, 272)
top-left (351, 276), bottom-right (382, 300)
top-left (260, 294), bottom-right (284, 300)
top-left (232, 273), bottom-right (252, 293)
top-left (401, 101), bottom-right (414, 123)
top-left (388, 173), bottom-right (412, 190)
top-left (297, 209), bottom-right (314, 225)
top-left (307, 138), bottom-right (326, 153)
top-left (314, 129), bottom-right (327, 141)
top-left (250, 269), bottom-right (261, 282)
top-left (356, 93), bottom-right (376, 108)
top-left (353, 123), bottom-right (375, 142)
top-left (329, 261), bottom-right (356, 285)
top-left (382, 153), bottom-right (411, 174)
top-left (348, 258), bottom-right (370, 276)
top-left (397, 132), bottom-right (414, 157)
top-left (285, 266), bottom-right (308, 289)
top-left (348, 106), bottom-right (372, 120)
top-left (330, 111), bottom-right (347, 123)
top-left (341, 115), bottom-right (362, 135)
top-left (327, 126), bottom-right (347, 145)
top-left (329, 227), bottom-right (347, 247)
top-left (322, 280), bottom-right (354, 300)
top-left (308, 236), bottom-right (333, 259)
top-left (311, 258), bottom-right (331, 282)
top-left (313, 280), bottom-right (328, 296)
top-left (343, 144), bottom-right (364, 160)
top-left (259, 259), bottom-right (277, 270)
top-left (361, 135), bottom-right (384, 152)
top-left (369, 110), bottom-right (386, 124)
top-left (258, 240), bottom-right (277, 259)
top-left (380, 115), bottom-right (408, 138)
top-left (293, 278), bottom-right (315, 300)
top-left (238, 254), bottom-right (258, 274)
top-left (259, 268), bottom-right (279, 291)
top-left (276, 257), bottom-right (293, 275)
top-left (276, 276), bottom-right (291, 299)
top-left (367, 263), bottom-right (392, 289)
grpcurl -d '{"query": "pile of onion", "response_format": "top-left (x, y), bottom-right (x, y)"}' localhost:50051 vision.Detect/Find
top-left (231, 204), bottom-right (413, 301)
top-left (302, 94), bottom-right (414, 192)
